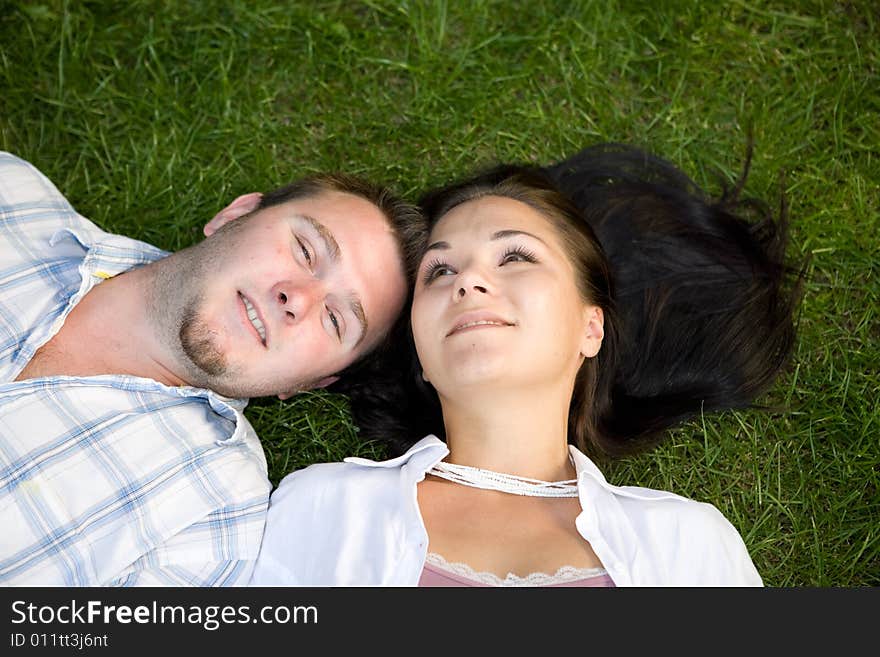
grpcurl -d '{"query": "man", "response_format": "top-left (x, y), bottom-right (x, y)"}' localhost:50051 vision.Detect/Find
top-left (0, 151), bottom-right (423, 585)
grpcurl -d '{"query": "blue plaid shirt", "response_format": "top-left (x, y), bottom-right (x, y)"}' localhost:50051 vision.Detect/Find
top-left (0, 152), bottom-right (270, 586)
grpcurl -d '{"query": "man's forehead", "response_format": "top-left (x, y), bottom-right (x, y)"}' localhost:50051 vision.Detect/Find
top-left (284, 189), bottom-right (382, 224)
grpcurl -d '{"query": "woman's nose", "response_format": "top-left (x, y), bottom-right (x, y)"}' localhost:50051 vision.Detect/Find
top-left (451, 267), bottom-right (491, 301)
top-left (455, 284), bottom-right (488, 298)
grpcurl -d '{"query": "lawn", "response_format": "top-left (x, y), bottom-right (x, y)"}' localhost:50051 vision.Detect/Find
top-left (1, 0), bottom-right (876, 586)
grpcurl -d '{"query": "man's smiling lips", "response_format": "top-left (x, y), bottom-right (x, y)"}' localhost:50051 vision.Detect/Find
top-left (238, 291), bottom-right (268, 347)
top-left (446, 311), bottom-right (515, 337)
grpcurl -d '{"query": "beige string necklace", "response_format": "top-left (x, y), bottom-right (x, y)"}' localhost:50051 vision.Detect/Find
top-left (427, 460), bottom-right (579, 498)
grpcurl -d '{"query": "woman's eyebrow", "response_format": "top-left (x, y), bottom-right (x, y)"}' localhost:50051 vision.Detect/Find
top-left (491, 229), bottom-right (547, 245)
top-left (424, 230), bottom-right (547, 253)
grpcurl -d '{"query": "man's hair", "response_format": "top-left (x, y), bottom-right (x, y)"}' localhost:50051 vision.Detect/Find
top-left (259, 173), bottom-right (426, 283)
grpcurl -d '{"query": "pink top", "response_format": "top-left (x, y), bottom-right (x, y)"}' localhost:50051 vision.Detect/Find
top-left (418, 553), bottom-right (616, 588)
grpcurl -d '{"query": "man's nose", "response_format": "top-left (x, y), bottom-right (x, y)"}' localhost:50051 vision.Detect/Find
top-left (273, 280), bottom-right (321, 321)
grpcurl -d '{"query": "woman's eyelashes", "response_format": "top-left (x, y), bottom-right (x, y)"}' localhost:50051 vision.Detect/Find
top-left (500, 245), bottom-right (538, 264)
top-left (421, 258), bottom-right (455, 285)
top-left (421, 244), bottom-right (540, 285)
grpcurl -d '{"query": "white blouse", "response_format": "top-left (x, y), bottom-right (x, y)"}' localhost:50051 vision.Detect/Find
top-left (251, 436), bottom-right (763, 587)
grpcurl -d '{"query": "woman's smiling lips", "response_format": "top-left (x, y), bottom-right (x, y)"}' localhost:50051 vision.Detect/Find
top-left (238, 291), bottom-right (268, 347)
top-left (446, 311), bottom-right (515, 337)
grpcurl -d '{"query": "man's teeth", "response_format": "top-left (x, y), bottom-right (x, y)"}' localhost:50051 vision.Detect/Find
top-left (242, 296), bottom-right (266, 342)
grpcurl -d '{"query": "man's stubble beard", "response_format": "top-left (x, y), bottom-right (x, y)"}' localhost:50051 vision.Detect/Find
top-left (147, 242), bottom-right (237, 392)
top-left (179, 299), bottom-right (228, 378)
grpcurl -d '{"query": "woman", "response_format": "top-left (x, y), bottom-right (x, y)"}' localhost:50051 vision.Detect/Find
top-left (250, 145), bottom-right (801, 586)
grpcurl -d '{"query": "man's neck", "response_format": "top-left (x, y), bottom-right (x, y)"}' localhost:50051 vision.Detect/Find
top-left (15, 266), bottom-right (187, 386)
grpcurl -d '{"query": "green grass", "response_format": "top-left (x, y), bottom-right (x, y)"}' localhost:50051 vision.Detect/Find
top-left (1, 0), bottom-right (877, 586)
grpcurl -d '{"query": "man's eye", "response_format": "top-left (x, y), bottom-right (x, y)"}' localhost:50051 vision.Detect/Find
top-left (327, 308), bottom-right (341, 340)
top-left (297, 238), bottom-right (313, 267)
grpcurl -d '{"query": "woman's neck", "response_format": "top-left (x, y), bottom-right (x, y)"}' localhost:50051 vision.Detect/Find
top-left (438, 387), bottom-right (576, 482)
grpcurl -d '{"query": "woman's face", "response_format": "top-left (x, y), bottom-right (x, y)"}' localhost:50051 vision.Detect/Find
top-left (412, 195), bottom-right (603, 397)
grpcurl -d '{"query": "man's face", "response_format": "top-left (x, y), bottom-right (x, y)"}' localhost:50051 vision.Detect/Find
top-left (171, 190), bottom-right (407, 398)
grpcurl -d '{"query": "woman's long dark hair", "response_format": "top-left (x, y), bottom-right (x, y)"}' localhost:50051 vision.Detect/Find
top-left (548, 143), bottom-right (803, 455)
top-left (333, 143), bottom-right (804, 459)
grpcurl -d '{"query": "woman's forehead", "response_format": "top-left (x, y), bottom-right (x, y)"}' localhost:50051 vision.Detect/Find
top-left (430, 195), bottom-right (556, 241)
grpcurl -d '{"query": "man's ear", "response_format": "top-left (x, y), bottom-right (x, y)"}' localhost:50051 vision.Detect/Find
top-left (203, 192), bottom-right (263, 237)
top-left (312, 375), bottom-right (340, 389)
top-left (276, 375), bottom-right (340, 400)
top-left (580, 306), bottom-right (605, 359)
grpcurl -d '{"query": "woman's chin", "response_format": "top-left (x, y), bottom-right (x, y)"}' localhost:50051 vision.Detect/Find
top-left (433, 359), bottom-right (517, 394)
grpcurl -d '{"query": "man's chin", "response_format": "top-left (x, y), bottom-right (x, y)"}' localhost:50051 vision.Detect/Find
top-left (179, 315), bottom-right (227, 379)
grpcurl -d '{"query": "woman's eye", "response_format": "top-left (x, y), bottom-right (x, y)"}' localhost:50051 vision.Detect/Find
top-left (296, 238), bottom-right (313, 268)
top-left (501, 247), bottom-right (537, 265)
top-left (422, 261), bottom-right (455, 285)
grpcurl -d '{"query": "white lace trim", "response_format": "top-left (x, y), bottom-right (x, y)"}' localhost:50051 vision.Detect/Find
top-left (424, 552), bottom-right (608, 587)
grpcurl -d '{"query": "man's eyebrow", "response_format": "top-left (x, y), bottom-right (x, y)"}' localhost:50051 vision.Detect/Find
top-left (350, 297), bottom-right (368, 349)
top-left (301, 214), bottom-right (340, 261)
